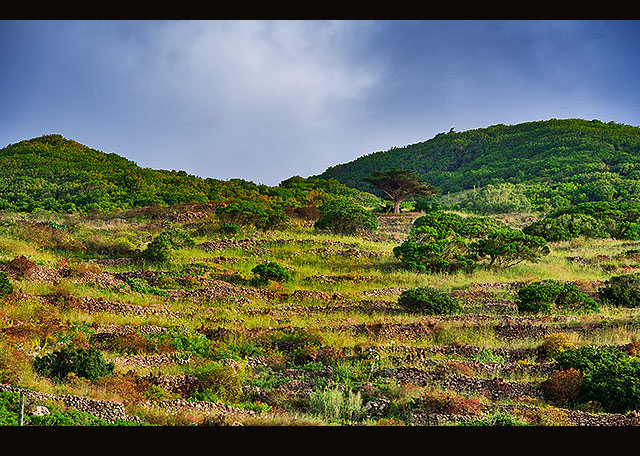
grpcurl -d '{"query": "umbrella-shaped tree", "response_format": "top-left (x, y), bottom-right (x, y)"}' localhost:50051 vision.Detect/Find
top-left (364, 169), bottom-right (439, 213)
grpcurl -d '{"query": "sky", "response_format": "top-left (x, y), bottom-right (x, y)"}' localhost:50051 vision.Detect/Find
top-left (1, 20), bottom-right (640, 186)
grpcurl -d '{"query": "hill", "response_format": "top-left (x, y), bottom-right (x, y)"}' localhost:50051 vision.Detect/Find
top-left (0, 134), bottom-right (378, 214)
top-left (318, 119), bottom-right (640, 212)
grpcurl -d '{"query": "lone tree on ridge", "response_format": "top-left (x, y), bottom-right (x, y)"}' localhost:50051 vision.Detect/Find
top-left (364, 169), bottom-right (439, 213)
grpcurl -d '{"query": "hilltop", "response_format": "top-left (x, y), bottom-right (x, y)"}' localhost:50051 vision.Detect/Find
top-left (0, 134), bottom-right (377, 214)
top-left (318, 119), bottom-right (640, 212)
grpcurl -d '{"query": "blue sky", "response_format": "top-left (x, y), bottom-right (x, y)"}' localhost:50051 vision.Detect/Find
top-left (1, 20), bottom-right (639, 185)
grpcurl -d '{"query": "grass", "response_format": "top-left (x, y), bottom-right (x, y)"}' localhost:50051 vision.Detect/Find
top-left (1, 208), bottom-right (639, 426)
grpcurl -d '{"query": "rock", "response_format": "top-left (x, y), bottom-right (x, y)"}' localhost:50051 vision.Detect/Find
top-left (30, 405), bottom-right (50, 416)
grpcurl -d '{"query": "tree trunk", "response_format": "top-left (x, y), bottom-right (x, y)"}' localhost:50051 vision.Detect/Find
top-left (393, 200), bottom-right (401, 214)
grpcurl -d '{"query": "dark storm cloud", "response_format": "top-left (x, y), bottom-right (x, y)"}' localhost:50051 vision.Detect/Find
top-left (1, 20), bottom-right (639, 185)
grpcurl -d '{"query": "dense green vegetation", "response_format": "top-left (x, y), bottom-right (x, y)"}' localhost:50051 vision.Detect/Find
top-left (392, 210), bottom-right (549, 273)
top-left (314, 197), bottom-right (379, 235)
top-left (524, 201), bottom-right (640, 241)
top-left (0, 135), bottom-right (380, 214)
top-left (318, 119), bottom-right (640, 213)
top-left (516, 280), bottom-right (600, 313)
top-left (554, 346), bottom-right (640, 413)
top-left (397, 287), bottom-right (462, 315)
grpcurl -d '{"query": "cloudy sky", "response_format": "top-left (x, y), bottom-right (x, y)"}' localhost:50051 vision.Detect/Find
top-left (1, 20), bottom-right (639, 185)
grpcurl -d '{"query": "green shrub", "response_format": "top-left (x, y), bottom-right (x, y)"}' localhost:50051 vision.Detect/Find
top-left (33, 345), bottom-right (114, 383)
top-left (251, 261), bottom-right (291, 285)
top-left (516, 280), bottom-right (600, 313)
top-left (0, 271), bottom-right (13, 298)
top-left (523, 213), bottom-right (608, 241)
top-left (142, 236), bottom-right (173, 263)
top-left (160, 327), bottom-right (214, 359)
top-left (216, 202), bottom-right (287, 231)
top-left (523, 201), bottom-right (640, 241)
top-left (190, 362), bottom-right (246, 403)
top-left (412, 211), bottom-right (504, 239)
top-left (218, 222), bottom-right (240, 236)
top-left (314, 197), bottom-right (378, 235)
top-left (0, 391), bottom-right (19, 426)
top-left (142, 229), bottom-right (195, 263)
top-left (597, 274), bottom-right (640, 308)
top-left (125, 277), bottom-right (170, 297)
top-left (393, 236), bottom-right (477, 274)
top-left (398, 287), bottom-right (462, 315)
top-left (461, 183), bottom-right (532, 215)
top-left (395, 212), bottom-right (535, 273)
top-left (413, 199), bottom-right (441, 213)
top-left (473, 229), bottom-right (550, 268)
top-left (555, 346), bottom-right (640, 413)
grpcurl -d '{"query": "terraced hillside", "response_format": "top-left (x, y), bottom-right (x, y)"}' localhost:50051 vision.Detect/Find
top-left (1, 205), bottom-right (639, 426)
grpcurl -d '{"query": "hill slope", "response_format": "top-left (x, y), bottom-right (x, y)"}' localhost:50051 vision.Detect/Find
top-left (0, 134), bottom-right (376, 213)
top-left (317, 119), bottom-right (640, 210)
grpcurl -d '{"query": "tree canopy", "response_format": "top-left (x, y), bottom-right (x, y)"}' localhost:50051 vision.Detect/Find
top-left (363, 169), bottom-right (439, 213)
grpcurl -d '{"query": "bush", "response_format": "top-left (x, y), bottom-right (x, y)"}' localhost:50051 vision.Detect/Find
top-left (142, 236), bottom-right (173, 263)
top-left (0, 391), bottom-right (19, 426)
top-left (516, 280), bottom-right (600, 313)
top-left (218, 222), bottom-right (240, 236)
top-left (414, 389), bottom-right (482, 416)
top-left (473, 229), bottom-right (550, 268)
top-left (412, 211), bottom-right (504, 239)
top-left (33, 345), bottom-right (114, 383)
top-left (541, 368), bottom-right (583, 406)
top-left (461, 183), bottom-right (532, 214)
top-left (190, 362), bottom-right (246, 403)
top-left (216, 202), bottom-right (287, 231)
top-left (398, 287), bottom-right (462, 315)
top-left (523, 213), bottom-right (608, 242)
top-left (8, 255), bottom-right (36, 277)
top-left (267, 328), bottom-right (325, 366)
top-left (314, 197), bottom-right (377, 235)
top-left (393, 236), bottom-right (477, 274)
top-left (523, 201), bottom-right (640, 241)
top-left (537, 333), bottom-right (575, 360)
top-left (413, 199), bottom-right (441, 213)
top-left (251, 261), bottom-right (291, 285)
top-left (0, 271), bottom-right (13, 297)
top-left (554, 346), bottom-right (640, 413)
top-left (142, 229), bottom-right (195, 263)
top-left (597, 274), bottom-right (640, 308)
top-left (125, 277), bottom-right (170, 297)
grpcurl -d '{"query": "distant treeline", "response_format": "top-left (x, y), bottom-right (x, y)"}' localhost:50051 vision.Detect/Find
top-left (0, 135), bottom-right (379, 214)
top-left (318, 119), bottom-right (640, 212)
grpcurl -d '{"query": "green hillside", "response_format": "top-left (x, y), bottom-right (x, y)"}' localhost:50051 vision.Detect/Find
top-left (318, 119), bottom-right (640, 212)
top-left (0, 134), bottom-right (378, 214)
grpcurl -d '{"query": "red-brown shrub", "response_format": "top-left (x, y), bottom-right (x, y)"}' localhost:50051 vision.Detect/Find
top-left (417, 389), bottom-right (483, 415)
top-left (541, 367), bottom-right (583, 405)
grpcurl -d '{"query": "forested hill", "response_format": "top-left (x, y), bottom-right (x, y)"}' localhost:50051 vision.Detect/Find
top-left (317, 119), bottom-right (640, 210)
top-left (0, 134), bottom-right (376, 213)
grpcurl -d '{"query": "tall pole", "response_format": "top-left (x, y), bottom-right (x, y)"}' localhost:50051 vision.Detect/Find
top-left (19, 391), bottom-right (24, 426)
